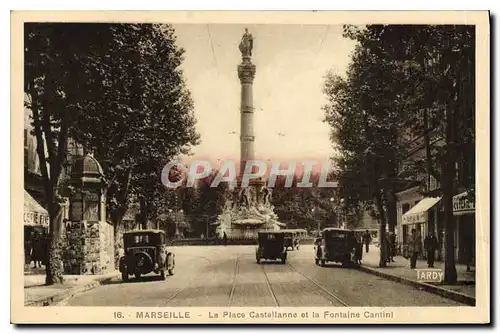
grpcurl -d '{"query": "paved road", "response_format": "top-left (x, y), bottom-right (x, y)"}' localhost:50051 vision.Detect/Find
top-left (65, 245), bottom-right (463, 307)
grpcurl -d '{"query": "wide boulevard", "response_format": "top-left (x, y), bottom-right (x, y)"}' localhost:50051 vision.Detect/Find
top-left (64, 245), bottom-right (463, 307)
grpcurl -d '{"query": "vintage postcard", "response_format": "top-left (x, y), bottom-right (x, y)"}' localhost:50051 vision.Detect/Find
top-left (11, 11), bottom-right (490, 324)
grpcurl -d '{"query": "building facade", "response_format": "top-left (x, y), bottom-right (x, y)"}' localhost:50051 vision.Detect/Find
top-left (396, 122), bottom-right (475, 264)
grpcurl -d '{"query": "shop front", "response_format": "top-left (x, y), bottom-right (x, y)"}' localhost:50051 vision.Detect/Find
top-left (24, 190), bottom-right (49, 265)
top-left (401, 196), bottom-right (441, 258)
top-left (453, 191), bottom-right (475, 265)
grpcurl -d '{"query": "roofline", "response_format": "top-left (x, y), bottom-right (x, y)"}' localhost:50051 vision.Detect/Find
top-left (322, 227), bottom-right (353, 231)
top-left (123, 229), bottom-right (165, 234)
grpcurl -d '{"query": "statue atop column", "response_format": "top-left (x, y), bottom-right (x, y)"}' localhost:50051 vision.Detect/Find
top-left (239, 28), bottom-right (254, 58)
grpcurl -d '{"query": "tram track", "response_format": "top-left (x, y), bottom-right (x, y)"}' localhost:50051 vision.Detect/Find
top-left (286, 262), bottom-right (349, 306)
top-left (260, 264), bottom-right (281, 307)
top-left (226, 253), bottom-right (240, 307)
top-left (163, 249), bottom-right (223, 306)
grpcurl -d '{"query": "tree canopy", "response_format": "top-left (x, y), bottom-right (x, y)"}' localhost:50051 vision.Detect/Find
top-left (24, 23), bottom-right (200, 283)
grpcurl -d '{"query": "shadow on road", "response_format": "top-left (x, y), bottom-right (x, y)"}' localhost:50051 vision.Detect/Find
top-left (256, 261), bottom-right (287, 265)
top-left (104, 275), bottom-right (167, 285)
top-left (315, 263), bottom-right (360, 269)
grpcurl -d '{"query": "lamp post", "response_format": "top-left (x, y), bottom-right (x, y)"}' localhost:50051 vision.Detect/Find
top-left (312, 207), bottom-right (319, 235)
top-left (338, 198), bottom-right (345, 228)
top-left (329, 197), bottom-right (335, 227)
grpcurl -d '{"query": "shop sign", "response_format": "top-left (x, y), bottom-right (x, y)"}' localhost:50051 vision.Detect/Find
top-left (453, 192), bottom-right (475, 214)
top-left (402, 212), bottom-right (426, 224)
top-left (24, 211), bottom-right (49, 226)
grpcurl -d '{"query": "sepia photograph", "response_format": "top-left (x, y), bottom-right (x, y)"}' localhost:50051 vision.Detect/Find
top-left (11, 10), bottom-right (489, 324)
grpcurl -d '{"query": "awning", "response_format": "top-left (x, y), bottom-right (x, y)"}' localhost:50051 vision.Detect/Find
top-left (24, 190), bottom-right (49, 227)
top-left (402, 197), bottom-right (441, 225)
top-left (453, 192), bottom-right (475, 216)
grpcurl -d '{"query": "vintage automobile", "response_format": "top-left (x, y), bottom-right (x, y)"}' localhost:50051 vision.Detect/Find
top-left (282, 230), bottom-right (298, 251)
top-left (119, 229), bottom-right (175, 282)
top-left (314, 228), bottom-right (356, 267)
top-left (256, 231), bottom-right (287, 264)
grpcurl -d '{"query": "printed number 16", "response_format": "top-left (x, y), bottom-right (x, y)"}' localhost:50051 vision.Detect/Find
top-left (114, 312), bottom-right (124, 319)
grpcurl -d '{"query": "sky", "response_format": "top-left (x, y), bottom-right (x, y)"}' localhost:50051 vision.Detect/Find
top-left (172, 24), bottom-right (357, 169)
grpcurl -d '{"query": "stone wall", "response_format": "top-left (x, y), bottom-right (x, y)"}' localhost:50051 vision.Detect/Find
top-left (62, 220), bottom-right (114, 275)
top-left (99, 220), bottom-right (114, 273)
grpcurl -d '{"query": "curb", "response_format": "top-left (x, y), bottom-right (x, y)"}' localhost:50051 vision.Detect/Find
top-left (25, 274), bottom-right (118, 307)
top-left (356, 265), bottom-right (476, 306)
top-left (24, 276), bottom-right (80, 289)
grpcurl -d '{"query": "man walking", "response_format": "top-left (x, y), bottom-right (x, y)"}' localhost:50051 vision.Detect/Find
top-left (389, 231), bottom-right (397, 262)
top-left (424, 231), bottom-right (438, 268)
top-left (385, 232), bottom-right (394, 263)
top-left (408, 228), bottom-right (422, 269)
top-left (362, 230), bottom-right (372, 253)
top-left (223, 231), bottom-right (228, 246)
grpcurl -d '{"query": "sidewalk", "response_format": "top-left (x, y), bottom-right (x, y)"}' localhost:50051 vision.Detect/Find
top-left (358, 246), bottom-right (475, 305)
top-left (24, 267), bottom-right (118, 306)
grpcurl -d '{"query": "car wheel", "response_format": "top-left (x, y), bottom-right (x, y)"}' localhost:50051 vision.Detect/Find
top-left (121, 272), bottom-right (129, 282)
top-left (320, 259), bottom-right (326, 267)
top-left (135, 272), bottom-right (141, 280)
top-left (160, 270), bottom-right (166, 280)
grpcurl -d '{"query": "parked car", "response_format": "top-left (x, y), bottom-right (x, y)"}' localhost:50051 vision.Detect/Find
top-left (314, 228), bottom-right (356, 267)
top-left (256, 231), bottom-right (287, 264)
top-left (119, 229), bottom-right (175, 282)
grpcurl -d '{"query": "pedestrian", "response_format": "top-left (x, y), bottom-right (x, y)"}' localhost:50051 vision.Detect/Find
top-left (424, 231), bottom-right (438, 268)
top-left (391, 232), bottom-right (397, 260)
top-left (355, 233), bottom-right (363, 264)
top-left (362, 230), bottom-right (372, 253)
top-left (385, 232), bottom-right (393, 263)
top-left (39, 231), bottom-right (48, 267)
top-left (408, 228), bottom-right (422, 269)
top-left (24, 237), bottom-right (31, 265)
top-left (223, 231), bottom-right (228, 246)
top-left (31, 232), bottom-right (43, 268)
top-left (463, 242), bottom-right (473, 272)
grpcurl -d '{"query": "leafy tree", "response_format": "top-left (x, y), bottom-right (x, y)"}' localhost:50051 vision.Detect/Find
top-left (324, 26), bottom-right (412, 266)
top-left (271, 173), bottom-right (341, 234)
top-left (65, 24), bottom-right (200, 252)
top-left (324, 25), bottom-right (475, 277)
top-left (391, 25), bottom-right (475, 283)
top-left (25, 23), bottom-right (90, 284)
top-left (24, 23), bottom-right (199, 283)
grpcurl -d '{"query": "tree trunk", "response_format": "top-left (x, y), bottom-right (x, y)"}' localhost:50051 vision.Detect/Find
top-left (111, 207), bottom-right (127, 269)
top-left (386, 191), bottom-right (397, 234)
top-left (140, 197), bottom-right (147, 230)
top-left (45, 195), bottom-right (64, 285)
top-left (374, 189), bottom-right (387, 268)
top-left (442, 150), bottom-right (458, 284)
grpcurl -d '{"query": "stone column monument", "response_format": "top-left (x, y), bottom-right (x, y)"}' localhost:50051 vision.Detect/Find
top-left (238, 28), bottom-right (256, 175)
top-left (214, 29), bottom-right (285, 239)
